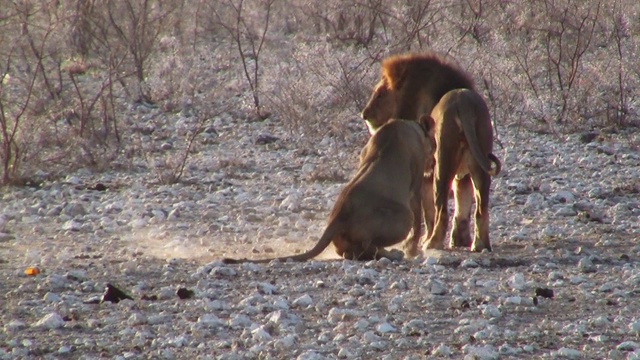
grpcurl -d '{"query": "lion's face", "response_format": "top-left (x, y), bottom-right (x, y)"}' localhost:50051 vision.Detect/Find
top-left (361, 80), bottom-right (397, 134)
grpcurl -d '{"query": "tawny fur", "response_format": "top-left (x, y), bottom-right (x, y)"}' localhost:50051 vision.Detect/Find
top-left (361, 51), bottom-right (501, 252)
top-left (222, 117), bottom-right (436, 264)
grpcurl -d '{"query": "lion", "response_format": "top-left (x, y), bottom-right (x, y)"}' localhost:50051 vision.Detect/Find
top-left (361, 52), bottom-right (501, 252)
top-left (222, 117), bottom-right (436, 264)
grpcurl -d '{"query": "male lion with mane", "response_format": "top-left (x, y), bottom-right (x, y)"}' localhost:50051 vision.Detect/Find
top-left (361, 52), bottom-right (501, 252)
top-left (223, 117), bottom-right (435, 264)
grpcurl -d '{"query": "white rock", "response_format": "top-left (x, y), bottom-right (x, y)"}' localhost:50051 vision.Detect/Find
top-left (432, 343), bottom-right (452, 356)
top-left (589, 316), bottom-right (610, 328)
top-left (66, 269), bottom-right (89, 282)
top-left (429, 279), bottom-right (448, 295)
top-left (65, 176), bottom-right (82, 185)
top-left (157, 287), bottom-right (175, 300)
top-left (127, 313), bottom-right (147, 326)
top-left (251, 326), bottom-right (272, 342)
top-left (129, 218), bottom-right (147, 229)
top-left (464, 344), bottom-right (499, 360)
top-left (555, 206), bottom-right (577, 217)
top-left (376, 322), bottom-right (396, 334)
top-left (240, 262), bottom-right (262, 273)
top-left (498, 344), bottom-right (521, 355)
top-left (617, 341), bottom-right (640, 351)
top-left (338, 348), bottom-right (355, 358)
top-left (143, 314), bottom-right (168, 326)
top-left (578, 257), bottom-right (596, 273)
top-left (548, 271), bottom-right (563, 280)
top-left (630, 321), bottom-right (640, 334)
top-left (4, 320), bottom-right (26, 333)
top-left (507, 273), bottom-right (526, 290)
top-left (257, 282), bottom-right (278, 295)
top-left (363, 330), bottom-right (382, 343)
top-left (43, 292), bottom-right (61, 303)
top-left (353, 318), bottom-right (369, 332)
top-left (57, 346), bottom-right (71, 355)
top-left (552, 190), bottom-right (575, 204)
top-left (292, 294), bottom-right (313, 308)
top-left (482, 305), bottom-right (502, 319)
top-left (525, 192), bottom-right (545, 209)
top-left (296, 350), bottom-right (327, 360)
top-left (402, 319), bottom-right (429, 336)
top-left (280, 194), bottom-right (301, 212)
top-left (34, 312), bottom-right (65, 329)
top-left (272, 297), bottom-right (290, 310)
top-left (504, 296), bottom-right (522, 305)
top-left (556, 347), bottom-right (583, 359)
top-left (460, 258), bottom-right (479, 268)
top-left (598, 282), bottom-right (616, 292)
top-left (197, 314), bottom-right (223, 329)
top-left (275, 334), bottom-right (296, 349)
top-left (228, 314), bottom-right (252, 329)
top-left (423, 256), bottom-right (438, 265)
top-left (369, 340), bottom-right (387, 350)
top-left (62, 219), bottom-right (82, 231)
top-left (205, 300), bottom-right (229, 311)
top-left (481, 279), bottom-right (498, 288)
top-left (570, 276), bottom-right (586, 284)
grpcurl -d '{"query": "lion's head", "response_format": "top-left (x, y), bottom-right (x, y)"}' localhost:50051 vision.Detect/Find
top-left (361, 79), bottom-right (397, 134)
top-left (361, 52), bottom-right (475, 135)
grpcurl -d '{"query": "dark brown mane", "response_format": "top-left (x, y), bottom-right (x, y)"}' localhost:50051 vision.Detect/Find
top-left (382, 52), bottom-right (475, 92)
top-left (378, 52), bottom-right (476, 121)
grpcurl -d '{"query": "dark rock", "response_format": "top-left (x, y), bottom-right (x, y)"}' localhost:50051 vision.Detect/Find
top-left (101, 283), bottom-right (134, 303)
top-left (255, 134), bottom-right (279, 145)
top-left (176, 287), bottom-right (195, 299)
top-left (535, 287), bottom-right (554, 299)
top-left (579, 132), bottom-right (598, 144)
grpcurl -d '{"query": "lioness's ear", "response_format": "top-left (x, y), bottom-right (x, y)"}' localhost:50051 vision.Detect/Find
top-left (419, 114), bottom-right (436, 137)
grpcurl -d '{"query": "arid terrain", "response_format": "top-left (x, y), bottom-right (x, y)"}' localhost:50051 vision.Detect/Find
top-left (1, 1), bottom-right (640, 359)
top-left (1, 107), bottom-right (640, 359)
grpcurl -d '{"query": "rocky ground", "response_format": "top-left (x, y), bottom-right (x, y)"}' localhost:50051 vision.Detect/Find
top-left (1, 105), bottom-right (640, 360)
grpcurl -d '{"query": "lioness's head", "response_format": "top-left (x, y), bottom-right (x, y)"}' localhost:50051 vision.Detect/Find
top-left (361, 79), bottom-right (397, 134)
top-left (419, 114), bottom-right (437, 172)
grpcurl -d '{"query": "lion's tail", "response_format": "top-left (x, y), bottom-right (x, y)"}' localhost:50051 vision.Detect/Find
top-left (222, 218), bottom-right (342, 264)
top-left (455, 89), bottom-right (500, 176)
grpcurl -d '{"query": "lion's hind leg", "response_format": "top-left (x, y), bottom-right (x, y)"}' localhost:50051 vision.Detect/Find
top-left (450, 175), bottom-right (473, 248)
top-left (469, 170), bottom-right (492, 252)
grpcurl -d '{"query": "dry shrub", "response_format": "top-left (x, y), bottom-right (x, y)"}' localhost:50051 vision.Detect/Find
top-left (2, 0), bottom-right (640, 186)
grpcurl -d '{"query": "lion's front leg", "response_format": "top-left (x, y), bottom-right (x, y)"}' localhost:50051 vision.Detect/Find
top-left (404, 179), bottom-right (425, 258)
top-left (421, 175), bottom-right (435, 239)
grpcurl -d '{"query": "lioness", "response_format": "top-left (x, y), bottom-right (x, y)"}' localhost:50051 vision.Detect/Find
top-left (361, 52), bottom-right (501, 252)
top-left (422, 89), bottom-right (501, 252)
top-left (222, 117), bottom-right (435, 264)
